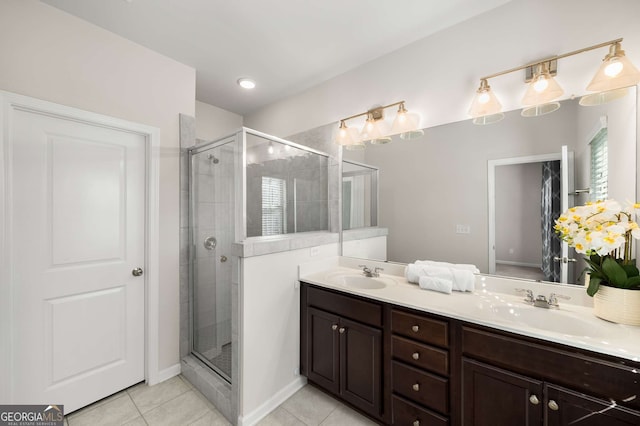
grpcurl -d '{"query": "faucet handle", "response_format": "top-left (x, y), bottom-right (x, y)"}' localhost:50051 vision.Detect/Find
top-left (374, 267), bottom-right (384, 273)
top-left (549, 293), bottom-right (571, 307)
top-left (515, 288), bottom-right (534, 303)
top-left (358, 265), bottom-right (372, 276)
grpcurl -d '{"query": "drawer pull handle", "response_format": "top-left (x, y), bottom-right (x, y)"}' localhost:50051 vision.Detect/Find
top-left (331, 324), bottom-right (338, 331)
top-left (548, 400), bottom-right (559, 411)
top-left (529, 395), bottom-right (540, 405)
top-left (412, 352), bottom-right (420, 360)
top-left (412, 383), bottom-right (420, 392)
top-left (413, 421), bottom-right (420, 426)
top-left (411, 325), bottom-right (419, 332)
top-left (338, 327), bottom-right (346, 334)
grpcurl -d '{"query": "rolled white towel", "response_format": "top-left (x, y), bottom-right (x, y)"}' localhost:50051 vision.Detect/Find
top-left (415, 259), bottom-right (480, 274)
top-left (418, 276), bottom-right (453, 294)
top-left (405, 263), bottom-right (475, 292)
top-left (449, 268), bottom-right (475, 292)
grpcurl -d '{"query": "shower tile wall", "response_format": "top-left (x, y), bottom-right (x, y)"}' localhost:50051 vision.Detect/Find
top-left (179, 114), bottom-right (195, 359)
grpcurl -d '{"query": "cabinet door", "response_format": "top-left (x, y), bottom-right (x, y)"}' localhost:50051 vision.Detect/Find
top-left (546, 384), bottom-right (640, 426)
top-left (340, 317), bottom-right (382, 416)
top-left (307, 307), bottom-right (340, 394)
top-left (462, 358), bottom-right (543, 426)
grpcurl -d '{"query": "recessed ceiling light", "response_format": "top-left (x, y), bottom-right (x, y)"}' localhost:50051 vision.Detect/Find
top-left (237, 78), bottom-right (256, 90)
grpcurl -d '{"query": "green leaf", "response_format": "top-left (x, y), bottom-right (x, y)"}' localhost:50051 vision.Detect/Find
top-left (602, 257), bottom-right (628, 286)
top-left (587, 276), bottom-right (601, 297)
top-left (623, 276), bottom-right (640, 289)
top-left (622, 264), bottom-right (640, 278)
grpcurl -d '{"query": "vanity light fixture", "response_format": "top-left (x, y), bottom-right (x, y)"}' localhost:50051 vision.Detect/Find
top-left (469, 38), bottom-right (640, 124)
top-left (334, 101), bottom-right (422, 148)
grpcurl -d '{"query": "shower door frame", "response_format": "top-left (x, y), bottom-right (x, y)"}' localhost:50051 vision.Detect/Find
top-left (187, 134), bottom-right (239, 383)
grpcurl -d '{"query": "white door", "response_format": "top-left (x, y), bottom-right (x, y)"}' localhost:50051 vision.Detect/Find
top-left (9, 105), bottom-right (146, 412)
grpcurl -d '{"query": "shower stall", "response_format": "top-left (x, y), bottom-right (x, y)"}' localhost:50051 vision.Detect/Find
top-left (185, 127), bottom-right (331, 399)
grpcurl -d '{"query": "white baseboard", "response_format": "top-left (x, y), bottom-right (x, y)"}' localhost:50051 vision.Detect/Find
top-left (238, 377), bottom-right (307, 426)
top-left (150, 363), bottom-right (181, 385)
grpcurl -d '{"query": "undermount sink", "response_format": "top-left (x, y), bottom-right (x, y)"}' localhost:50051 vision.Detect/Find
top-left (490, 305), bottom-right (609, 338)
top-left (326, 271), bottom-right (396, 290)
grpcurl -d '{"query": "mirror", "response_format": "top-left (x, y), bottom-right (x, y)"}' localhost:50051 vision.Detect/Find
top-left (342, 160), bottom-right (378, 230)
top-left (338, 90), bottom-right (637, 284)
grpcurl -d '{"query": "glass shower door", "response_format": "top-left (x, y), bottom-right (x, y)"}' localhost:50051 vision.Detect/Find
top-left (189, 140), bottom-right (235, 382)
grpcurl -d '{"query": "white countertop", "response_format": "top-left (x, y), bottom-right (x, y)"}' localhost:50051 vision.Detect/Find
top-left (299, 257), bottom-right (640, 363)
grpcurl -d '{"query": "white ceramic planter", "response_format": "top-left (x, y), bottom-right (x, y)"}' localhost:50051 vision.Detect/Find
top-left (593, 285), bottom-right (640, 325)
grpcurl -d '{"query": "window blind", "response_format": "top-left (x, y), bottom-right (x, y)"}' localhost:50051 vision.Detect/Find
top-left (590, 127), bottom-right (608, 202)
top-left (262, 176), bottom-right (287, 236)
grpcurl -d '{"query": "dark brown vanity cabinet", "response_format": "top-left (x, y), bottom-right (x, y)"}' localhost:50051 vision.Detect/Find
top-left (461, 325), bottom-right (640, 426)
top-left (301, 282), bottom-right (640, 426)
top-left (301, 284), bottom-right (385, 421)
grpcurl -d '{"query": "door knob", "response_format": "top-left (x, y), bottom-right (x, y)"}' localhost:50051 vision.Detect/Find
top-left (331, 324), bottom-right (338, 331)
top-left (132, 267), bottom-right (144, 277)
top-left (529, 395), bottom-right (540, 405)
top-left (412, 352), bottom-right (420, 360)
top-left (412, 383), bottom-right (420, 391)
top-left (411, 325), bottom-right (419, 332)
top-left (338, 327), bottom-right (346, 334)
top-left (220, 255), bottom-right (228, 263)
top-left (548, 400), bottom-right (559, 411)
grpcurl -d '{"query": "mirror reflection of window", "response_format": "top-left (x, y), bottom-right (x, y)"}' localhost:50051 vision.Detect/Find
top-left (261, 176), bottom-right (287, 235)
top-left (590, 127), bottom-right (608, 202)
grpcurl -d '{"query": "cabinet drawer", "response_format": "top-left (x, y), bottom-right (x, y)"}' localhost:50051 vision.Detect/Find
top-left (393, 395), bottom-right (448, 426)
top-left (307, 285), bottom-right (382, 327)
top-left (393, 361), bottom-right (448, 414)
top-left (392, 336), bottom-right (448, 376)
top-left (392, 310), bottom-right (448, 348)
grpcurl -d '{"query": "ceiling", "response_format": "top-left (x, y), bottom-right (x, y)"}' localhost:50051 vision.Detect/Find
top-left (42, 0), bottom-right (511, 115)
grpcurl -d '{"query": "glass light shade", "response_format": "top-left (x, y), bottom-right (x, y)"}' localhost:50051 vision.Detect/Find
top-left (472, 112), bottom-right (504, 125)
top-left (579, 87), bottom-right (629, 106)
top-left (521, 102), bottom-right (560, 117)
top-left (345, 141), bottom-right (365, 150)
top-left (586, 43), bottom-right (640, 92)
top-left (361, 116), bottom-right (391, 144)
top-left (521, 65), bottom-right (564, 106)
top-left (334, 122), bottom-right (355, 146)
top-left (335, 124), bottom-right (362, 150)
top-left (468, 80), bottom-right (502, 118)
top-left (390, 105), bottom-right (423, 139)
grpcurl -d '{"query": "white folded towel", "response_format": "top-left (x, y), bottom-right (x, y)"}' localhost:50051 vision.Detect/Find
top-left (418, 276), bottom-right (452, 294)
top-left (405, 262), bottom-right (476, 292)
top-left (415, 259), bottom-right (479, 273)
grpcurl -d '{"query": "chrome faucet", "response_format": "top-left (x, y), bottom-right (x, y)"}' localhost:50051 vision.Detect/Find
top-left (359, 265), bottom-right (383, 278)
top-left (515, 288), bottom-right (571, 308)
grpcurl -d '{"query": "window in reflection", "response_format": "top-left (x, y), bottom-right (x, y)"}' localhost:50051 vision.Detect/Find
top-left (590, 127), bottom-right (608, 202)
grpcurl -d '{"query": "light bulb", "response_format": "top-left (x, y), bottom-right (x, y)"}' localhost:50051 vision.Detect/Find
top-left (605, 59), bottom-right (624, 77)
top-left (268, 144), bottom-right (274, 154)
top-left (533, 76), bottom-right (549, 93)
top-left (478, 92), bottom-right (491, 104)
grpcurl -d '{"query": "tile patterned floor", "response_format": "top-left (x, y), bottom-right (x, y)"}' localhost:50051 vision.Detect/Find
top-left (64, 376), bottom-right (376, 426)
